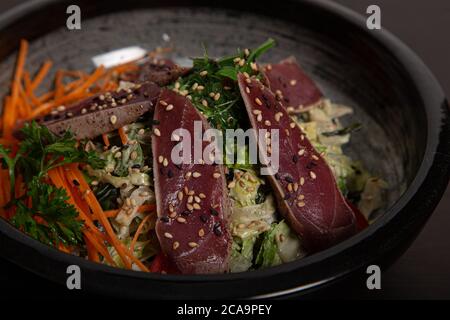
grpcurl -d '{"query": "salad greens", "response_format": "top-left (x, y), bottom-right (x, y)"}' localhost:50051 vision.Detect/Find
top-left (0, 122), bottom-right (104, 246)
top-left (173, 39), bottom-right (275, 130)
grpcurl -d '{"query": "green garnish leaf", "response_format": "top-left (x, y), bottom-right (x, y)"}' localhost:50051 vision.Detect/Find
top-left (1, 121), bottom-right (105, 247)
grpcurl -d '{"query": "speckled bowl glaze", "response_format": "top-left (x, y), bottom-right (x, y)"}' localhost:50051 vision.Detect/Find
top-left (0, 0), bottom-right (449, 299)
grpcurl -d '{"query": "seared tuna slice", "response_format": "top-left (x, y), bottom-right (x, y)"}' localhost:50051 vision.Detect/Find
top-left (152, 89), bottom-right (231, 274)
top-left (34, 82), bottom-right (160, 140)
top-left (263, 56), bottom-right (323, 113)
top-left (238, 73), bottom-right (356, 251)
top-left (137, 59), bottom-right (190, 86)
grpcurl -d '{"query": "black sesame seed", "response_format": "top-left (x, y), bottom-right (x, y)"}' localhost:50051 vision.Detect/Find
top-left (306, 161), bottom-right (317, 169)
top-left (72, 180), bottom-right (80, 186)
top-left (210, 207), bottom-right (219, 216)
top-left (181, 210), bottom-right (192, 216)
top-left (159, 168), bottom-right (165, 175)
top-left (200, 214), bottom-right (209, 223)
top-left (284, 175), bottom-right (294, 183)
top-left (152, 119), bottom-right (160, 125)
top-left (160, 216), bottom-right (170, 223)
top-left (167, 169), bottom-right (174, 178)
top-left (131, 164), bottom-right (141, 169)
top-left (213, 223), bottom-right (223, 236)
top-left (175, 163), bottom-right (183, 170)
top-left (292, 155), bottom-right (299, 164)
top-left (275, 173), bottom-right (281, 180)
top-left (284, 193), bottom-right (291, 200)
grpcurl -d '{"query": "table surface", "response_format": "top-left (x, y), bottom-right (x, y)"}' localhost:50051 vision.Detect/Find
top-left (0, 0), bottom-right (449, 299)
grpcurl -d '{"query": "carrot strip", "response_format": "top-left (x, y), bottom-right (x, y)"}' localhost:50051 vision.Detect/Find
top-left (54, 70), bottom-right (65, 100)
top-left (3, 40), bottom-right (28, 138)
top-left (130, 213), bottom-right (153, 253)
top-left (48, 167), bottom-right (106, 242)
top-left (31, 60), bottom-right (52, 91)
top-left (85, 235), bottom-right (100, 262)
top-left (84, 230), bottom-right (116, 265)
top-left (102, 134), bottom-right (110, 147)
top-left (118, 127), bottom-right (128, 144)
top-left (66, 165), bottom-right (133, 269)
top-left (23, 72), bottom-right (41, 107)
top-left (103, 209), bottom-right (119, 218)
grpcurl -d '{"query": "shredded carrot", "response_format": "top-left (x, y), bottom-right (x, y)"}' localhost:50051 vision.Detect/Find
top-left (130, 213), bottom-right (154, 254)
top-left (31, 60), bottom-right (52, 91)
top-left (118, 127), bottom-right (128, 144)
top-left (66, 165), bottom-right (133, 269)
top-left (3, 40), bottom-right (28, 138)
top-left (102, 134), bottom-right (110, 147)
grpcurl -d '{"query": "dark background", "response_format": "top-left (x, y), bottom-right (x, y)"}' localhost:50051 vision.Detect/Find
top-left (0, 0), bottom-right (449, 299)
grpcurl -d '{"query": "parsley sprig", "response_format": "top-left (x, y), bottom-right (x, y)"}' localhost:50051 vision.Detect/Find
top-left (0, 122), bottom-right (105, 247)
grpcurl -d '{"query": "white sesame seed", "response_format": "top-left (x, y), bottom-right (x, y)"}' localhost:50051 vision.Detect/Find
top-left (257, 114), bottom-right (262, 122)
top-left (202, 99), bottom-right (208, 107)
top-left (298, 149), bottom-right (305, 156)
top-left (252, 109), bottom-right (262, 115)
top-left (57, 105), bottom-right (66, 112)
top-left (214, 93), bottom-right (221, 101)
top-left (312, 155), bottom-right (319, 160)
top-left (193, 203), bottom-right (201, 210)
top-left (228, 181), bottom-right (236, 189)
top-left (185, 171), bottom-right (192, 179)
top-left (187, 203), bottom-right (194, 211)
top-left (192, 172), bottom-right (201, 178)
top-left (239, 59), bottom-right (246, 67)
top-left (200, 70), bottom-right (208, 77)
top-left (310, 171), bottom-right (317, 180)
top-left (153, 128), bottom-right (161, 136)
top-left (290, 79), bottom-right (297, 86)
top-left (264, 120), bottom-right (271, 126)
top-left (166, 104), bottom-right (174, 111)
top-left (297, 201), bottom-right (305, 207)
top-left (173, 241), bottom-right (180, 250)
top-left (188, 242), bottom-right (198, 248)
top-left (213, 173), bottom-right (221, 179)
top-left (163, 158), bottom-right (169, 167)
top-left (81, 108), bottom-right (87, 114)
top-left (110, 115), bottom-right (117, 125)
top-left (198, 229), bottom-right (205, 237)
top-left (187, 195), bottom-right (193, 204)
top-left (290, 122), bottom-right (296, 128)
top-left (194, 196), bottom-right (201, 203)
top-left (300, 177), bottom-right (305, 185)
top-left (274, 112), bottom-right (283, 122)
top-left (160, 100), bottom-right (168, 106)
top-left (199, 193), bottom-right (206, 199)
top-left (245, 87), bottom-right (250, 94)
top-left (177, 191), bottom-right (184, 201)
top-left (172, 133), bottom-right (180, 141)
top-left (255, 98), bottom-right (263, 106)
top-left (164, 232), bottom-right (173, 239)
top-left (158, 155), bottom-right (164, 163)
top-left (177, 217), bottom-right (187, 223)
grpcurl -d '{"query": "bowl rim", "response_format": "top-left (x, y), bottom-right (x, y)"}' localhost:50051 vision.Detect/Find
top-left (0, 0), bottom-right (449, 297)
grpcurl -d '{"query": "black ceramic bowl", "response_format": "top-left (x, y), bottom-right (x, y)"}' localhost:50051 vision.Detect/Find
top-left (0, 0), bottom-right (449, 299)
